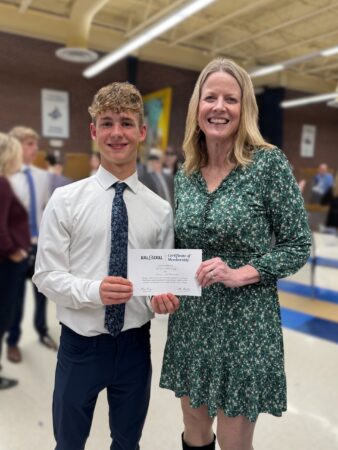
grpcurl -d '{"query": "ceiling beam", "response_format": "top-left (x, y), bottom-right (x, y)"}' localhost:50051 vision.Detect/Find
top-left (89, 24), bottom-right (211, 71)
top-left (0, 4), bottom-right (69, 43)
top-left (255, 27), bottom-right (338, 59)
top-left (305, 60), bottom-right (338, 74)
top-left (125, 0), bottom-right (185, 38)
top-left (0, 2), bottom-right (109, 49)
top-left (67, 0), bottom-right (109, 48)
top-left (19, 0), bottom-right (33, 13)
top-left (0, 1), bottom-right (209, 71)
top-left (169, 0), bottom-right (271, 47)
top-left (215, 1), bottom-right (338, 53)
top-left (251, 69), bottom-right (336, 94)
top-left (0, 0), bottom-right (337, 93)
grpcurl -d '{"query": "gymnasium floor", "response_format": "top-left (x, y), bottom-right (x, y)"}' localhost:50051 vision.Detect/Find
top-left (1, 234), bottom-right (338, 450)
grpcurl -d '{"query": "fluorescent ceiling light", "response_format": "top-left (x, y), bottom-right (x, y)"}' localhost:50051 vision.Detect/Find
top-left (280, 92), bottom-right (338, 108)
top-left (250, 43), bottom-right (338, 78)
top-left (83, 0), bottom-right (215, 78)
top-left (321, 46), bottom-right (338, 57)
top-left (249, 64), bottom-right (284, 77)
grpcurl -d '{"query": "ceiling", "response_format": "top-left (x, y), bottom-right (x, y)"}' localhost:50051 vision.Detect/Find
top-left (1, 0), bottom-right (338, 94)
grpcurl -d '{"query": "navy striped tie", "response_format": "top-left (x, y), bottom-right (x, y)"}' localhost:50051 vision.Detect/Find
top-left (104, 182), bottom-right (128, 337)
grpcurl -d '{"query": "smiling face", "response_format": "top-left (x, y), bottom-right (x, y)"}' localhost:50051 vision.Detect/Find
top-left (90, 110), bottom-right (146, 177)
top-left (198, 71), bottom-right (242, 148)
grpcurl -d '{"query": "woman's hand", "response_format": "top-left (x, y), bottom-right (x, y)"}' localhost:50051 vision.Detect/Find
top-left (196, 257), bottom-right (260, 288)
top-left (151, 293), bottom-right (180, 314)
top-left (99, 276), bottom-right (133, 305)
top-left (9, 249), bottom-right (28, 263)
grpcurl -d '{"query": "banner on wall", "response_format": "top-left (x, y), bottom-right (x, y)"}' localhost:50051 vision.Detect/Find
top-left (41, 89), bottom-right (69, 138)
top-left (300, 124), bottom-right (316, 158)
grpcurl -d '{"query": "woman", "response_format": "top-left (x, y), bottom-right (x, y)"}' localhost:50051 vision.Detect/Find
top-left (0, 133), bottom-right (30, 390)
top-left (160, 58), bottom-right (312, 450)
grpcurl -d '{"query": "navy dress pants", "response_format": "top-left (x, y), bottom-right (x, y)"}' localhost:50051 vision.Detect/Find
top-left (6, 245), bottom-right (48, 346)
top-left (53, 322), bottom-right (152, 450)
top-left (0, 259), bottom-right (28, 359)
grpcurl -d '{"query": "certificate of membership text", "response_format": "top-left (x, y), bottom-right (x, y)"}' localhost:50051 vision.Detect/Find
top-left (128, 249), bottom-right (202, 296)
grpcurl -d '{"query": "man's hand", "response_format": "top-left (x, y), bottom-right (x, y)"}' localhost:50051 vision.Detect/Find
top-left (151, 293), bottom-right (179, 314)
top-left (99, 276), bottom-right (133, 305)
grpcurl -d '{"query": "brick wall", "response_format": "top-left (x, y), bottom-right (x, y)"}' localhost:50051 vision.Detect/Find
top-left (1, 31), bottom-right (337, 179)
top-left (0, 31), bottom-right (198, 160)
top-left (283, 90), bottom-right (338, 178)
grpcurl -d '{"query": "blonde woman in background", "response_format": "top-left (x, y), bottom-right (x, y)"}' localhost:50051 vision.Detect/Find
top-left (0, 133), bottom-right (30, 390)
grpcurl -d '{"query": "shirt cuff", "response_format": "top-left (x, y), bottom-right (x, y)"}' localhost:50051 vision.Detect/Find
top-left (87, 280), bottom-right (103, 305)
top-left (146, 296), bottom-right (155, 314)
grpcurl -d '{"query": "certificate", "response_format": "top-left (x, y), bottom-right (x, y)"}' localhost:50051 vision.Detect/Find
top-left (128, 249), bottom-right (202, 296)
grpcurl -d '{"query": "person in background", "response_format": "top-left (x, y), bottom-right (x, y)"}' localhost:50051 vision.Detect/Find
top-left (326, 170), bottom-right (338, 229)
top-left (298, 178), bottom-right (306, 194)
top-left (89, 151), bottom-right (101, 175)
top-left (139, 147), bottom-right (174, 208)
top-left (311, 163), bottom-right (334, 204)
top-left (163, 145), bottom-right (181, 176)
top-left (160, 58), bottom-right (312, 450)
top-left (45, 154), bottom-right (72, 194)
top-left (0, 133), bottom-right (30, 390)
top-left (6, 126), bottom-right (57, 364)
top-left (33, 82), bottom-right (179, 449)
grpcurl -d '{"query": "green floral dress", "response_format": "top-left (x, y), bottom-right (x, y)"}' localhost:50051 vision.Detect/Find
top-left (159, 147), bottom-right (312, 422)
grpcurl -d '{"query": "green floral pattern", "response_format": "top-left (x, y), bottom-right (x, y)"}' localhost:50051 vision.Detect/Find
top-left (160, 147), bottom-right (312, 422)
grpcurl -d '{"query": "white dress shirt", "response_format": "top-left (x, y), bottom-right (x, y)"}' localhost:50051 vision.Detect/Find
top-left (10, 164), bottom-right (50, 235)
top-left (33, 166), bottom-right (174, 336)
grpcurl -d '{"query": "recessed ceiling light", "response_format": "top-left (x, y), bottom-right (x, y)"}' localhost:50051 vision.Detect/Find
top-left (56, 47), bottom-right (98, 63)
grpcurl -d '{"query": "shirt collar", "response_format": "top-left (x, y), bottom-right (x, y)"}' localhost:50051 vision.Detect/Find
top-left (95, 165), bottom-right (139, 194)
top-left (22, 164), bottom-right (33, 171)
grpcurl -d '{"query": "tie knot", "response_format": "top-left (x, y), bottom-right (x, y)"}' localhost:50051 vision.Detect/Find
top-left (23, 167), bottom-right (31, 175)
top-left (114, 182), bottom-right (127, 195)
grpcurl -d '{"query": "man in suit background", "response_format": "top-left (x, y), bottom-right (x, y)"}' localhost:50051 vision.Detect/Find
top-left (45, 154), bottom-right (72, 194)
top-left (139, 147), bottom-right (174, 209)
top-left (6, 126), bottom-right (57, 363)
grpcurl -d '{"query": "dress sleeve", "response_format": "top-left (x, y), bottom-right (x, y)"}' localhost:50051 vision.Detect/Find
top-left (248, 148), bottom-right (312, 284)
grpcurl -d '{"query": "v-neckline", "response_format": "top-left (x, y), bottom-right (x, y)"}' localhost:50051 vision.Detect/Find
top-left (197, 166), bottom-right (238, 194)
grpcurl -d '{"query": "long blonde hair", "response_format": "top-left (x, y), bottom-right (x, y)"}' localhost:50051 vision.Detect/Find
top-left (183, 58), bottom-right (273, 174)
top-left (0, 132), bottom-right (22, 176)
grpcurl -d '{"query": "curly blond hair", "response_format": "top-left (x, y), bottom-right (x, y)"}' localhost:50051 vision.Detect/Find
top-left (88, 82), bottom-right (144, 124)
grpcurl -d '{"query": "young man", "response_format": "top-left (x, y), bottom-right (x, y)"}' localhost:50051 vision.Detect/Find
top-left (33, 82), bottom-right (179, 450)
top-left (7, 126), bottom-right (57, 363)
